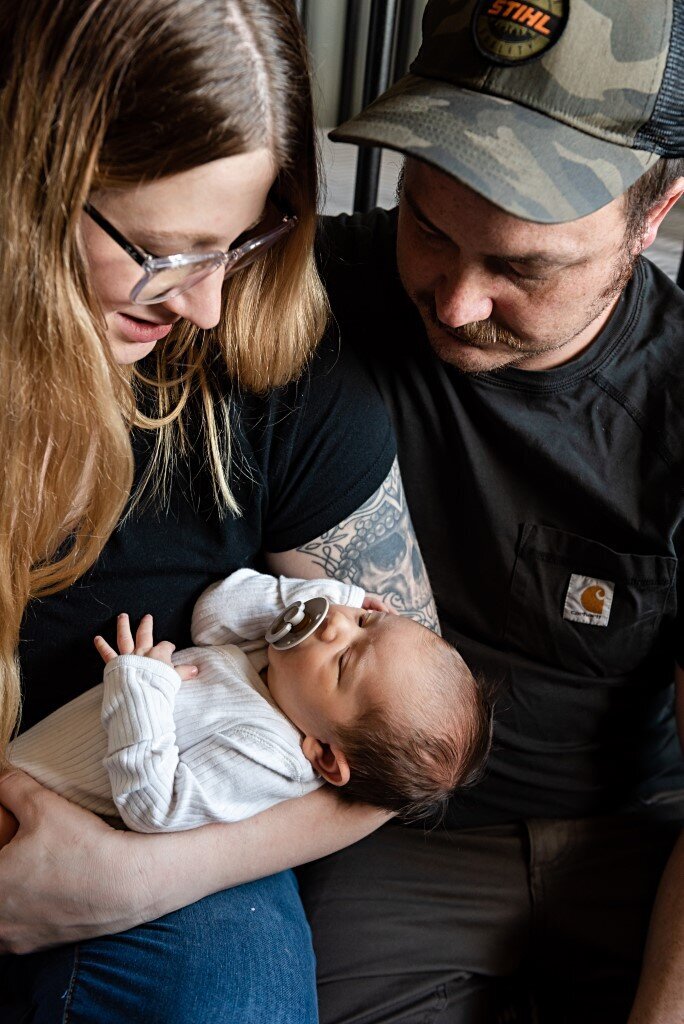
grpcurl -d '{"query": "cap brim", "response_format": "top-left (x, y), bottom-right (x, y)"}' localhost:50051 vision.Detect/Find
top-left (330, 75), bottom-right (659, 223)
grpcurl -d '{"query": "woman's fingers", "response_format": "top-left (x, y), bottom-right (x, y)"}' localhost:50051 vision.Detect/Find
top-left (0, 770), bottom-right (139, 955)
top-left (93, 635), bottom-right (118, 662)
top-left (116, 613), bottom-right (135, 654)
top-left (0, 769), bottom-right (45, 822)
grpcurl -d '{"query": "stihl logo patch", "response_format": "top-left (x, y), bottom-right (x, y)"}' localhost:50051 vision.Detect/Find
top-left (472, 0), bottom-right (567, 65)
top-left (486, 2), bottom-right (557, 36)
top-left (563, 575), bottom-right (614, 628)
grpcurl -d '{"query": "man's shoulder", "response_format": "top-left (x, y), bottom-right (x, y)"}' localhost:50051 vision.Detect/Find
top-left (601, 257), bottom-right (684, 471)
top-left (604, 257), bottom-right (684, 379)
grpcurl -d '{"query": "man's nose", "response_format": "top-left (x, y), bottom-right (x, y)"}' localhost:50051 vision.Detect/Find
top-left (161, 268), bottom-right (225, 330)
top-left (434, 263), bottom-right (494, 329)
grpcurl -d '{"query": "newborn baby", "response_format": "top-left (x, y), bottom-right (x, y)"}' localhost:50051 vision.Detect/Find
top-left (5, 570), bottom-right (490, 839)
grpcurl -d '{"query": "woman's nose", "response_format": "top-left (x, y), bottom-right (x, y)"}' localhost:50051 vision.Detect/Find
top-left (160, 268), bottom-right (225, 330)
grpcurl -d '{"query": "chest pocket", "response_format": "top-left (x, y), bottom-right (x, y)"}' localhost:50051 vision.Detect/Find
top-left (504, 524), bottom-right (676, 677)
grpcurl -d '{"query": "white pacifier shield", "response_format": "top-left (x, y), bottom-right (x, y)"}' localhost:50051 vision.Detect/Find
top-left (265, 596), bottom-right (330, 650)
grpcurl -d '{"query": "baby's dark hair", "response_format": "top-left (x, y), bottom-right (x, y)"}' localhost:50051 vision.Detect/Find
top-left (333, 629), bottom-right (493, 821)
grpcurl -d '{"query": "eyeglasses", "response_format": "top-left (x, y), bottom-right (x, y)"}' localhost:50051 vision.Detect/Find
top-left (83, 201), bottom-right (297, 305)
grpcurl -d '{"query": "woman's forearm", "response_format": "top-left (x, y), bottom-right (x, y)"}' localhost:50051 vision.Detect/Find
top-left (0, 769), bottom-right (388, 953)
top-left (137, 788), bottom-right (390, 922)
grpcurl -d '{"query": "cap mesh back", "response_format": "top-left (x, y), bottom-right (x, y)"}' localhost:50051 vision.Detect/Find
top-left (634, 0), bottom-right (684, 156)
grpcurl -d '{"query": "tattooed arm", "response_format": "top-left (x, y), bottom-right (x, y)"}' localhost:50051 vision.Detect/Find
top-left (265, 457), bottom-right (440, 632)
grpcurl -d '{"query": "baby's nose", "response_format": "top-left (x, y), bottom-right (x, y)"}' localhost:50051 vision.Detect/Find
top-left (320, 610), bottom-right (349, 641)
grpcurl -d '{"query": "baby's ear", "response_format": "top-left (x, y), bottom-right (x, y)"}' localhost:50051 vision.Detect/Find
top-left (301, 736), bottom-right (350, 787)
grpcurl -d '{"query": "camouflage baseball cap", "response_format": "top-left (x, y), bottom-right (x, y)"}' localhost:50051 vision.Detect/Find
top-left (331, 0), bottom-right (684, 222)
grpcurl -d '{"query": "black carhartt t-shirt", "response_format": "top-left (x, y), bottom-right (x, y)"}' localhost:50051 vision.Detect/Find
top-left (19, 335), bottom-right (395, 732)
top-left (320, 208), bottom-right (684, 827)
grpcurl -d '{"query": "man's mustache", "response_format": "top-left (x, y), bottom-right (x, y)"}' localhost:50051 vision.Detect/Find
top-left (420, 297), bottom-right (527, 352)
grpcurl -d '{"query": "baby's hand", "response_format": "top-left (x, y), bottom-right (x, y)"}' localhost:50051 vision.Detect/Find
top-left (362, 594), bottom-right (398, 614)
top-left (94, 614), bottom-right (198, 681)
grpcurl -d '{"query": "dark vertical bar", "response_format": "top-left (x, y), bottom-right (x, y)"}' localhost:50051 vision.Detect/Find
top-left (338, 0), bottom-right (363, 125)
top-left (678, 245), bottom-right (684, 290)
top-left (353, 0), bottom-right (399, 213)
top-left (293, 0), bottom-right (308, 31)
top-left (392, 0), bottom-right (415, 82)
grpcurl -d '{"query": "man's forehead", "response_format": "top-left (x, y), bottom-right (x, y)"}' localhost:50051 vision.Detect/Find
top-left (402, 157), bottom-right (625, 255)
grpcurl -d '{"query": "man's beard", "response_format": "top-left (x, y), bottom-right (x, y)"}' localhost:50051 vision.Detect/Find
top-left (414, 245), bottom-right (637, 374)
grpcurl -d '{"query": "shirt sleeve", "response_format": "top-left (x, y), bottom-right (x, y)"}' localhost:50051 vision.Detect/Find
top-left (263, 333), bottom-right (396, 552)
top-left (191, 568), bottom-right (365, 645)
top-left (101, 654), bottom-right (322, 832)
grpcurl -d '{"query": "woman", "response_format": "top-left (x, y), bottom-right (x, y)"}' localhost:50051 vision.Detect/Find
top-left (0, 1), bottom-right (435, 1020)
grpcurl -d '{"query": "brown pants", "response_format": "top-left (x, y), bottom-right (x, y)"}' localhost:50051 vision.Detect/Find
top-left (297, 816), bottom-right (678, 1024)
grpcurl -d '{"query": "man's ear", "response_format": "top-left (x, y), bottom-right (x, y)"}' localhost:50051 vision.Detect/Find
top-left (634, 177), bottom-right (684, 254)
top-left (301, 736), bottom-right (351, 787)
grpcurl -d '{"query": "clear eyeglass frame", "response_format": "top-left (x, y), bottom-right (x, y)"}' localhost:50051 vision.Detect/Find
top-left (83, 200), bottom-right (298, 305)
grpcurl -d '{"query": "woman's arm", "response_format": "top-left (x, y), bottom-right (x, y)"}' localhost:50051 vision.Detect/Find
top-left (0, 460), bottom-right (423, 953)
top-left (0, 768), bottom-right (388, 954)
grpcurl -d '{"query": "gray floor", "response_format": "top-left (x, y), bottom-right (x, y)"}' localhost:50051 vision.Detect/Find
top-left (319, 132), bottom-right (684, 283)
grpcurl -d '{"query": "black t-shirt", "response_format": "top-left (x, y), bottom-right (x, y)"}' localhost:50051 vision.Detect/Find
top-left (19, 335), bottom-right (395, 732)
top-left (320, 208), bottom-right (684, 828)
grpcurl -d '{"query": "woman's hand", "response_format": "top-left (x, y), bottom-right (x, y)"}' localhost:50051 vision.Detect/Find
top-left (0, 769), bottom-right (389, 954)
top-left (0, 770), bottom-right (158, 953)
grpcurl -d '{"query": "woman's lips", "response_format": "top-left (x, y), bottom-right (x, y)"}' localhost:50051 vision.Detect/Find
top-left (115, 311), bottom-right (175, 344)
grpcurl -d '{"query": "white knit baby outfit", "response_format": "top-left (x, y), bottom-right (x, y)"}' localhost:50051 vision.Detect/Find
top-left (10, 570), bottom-right (364, 832)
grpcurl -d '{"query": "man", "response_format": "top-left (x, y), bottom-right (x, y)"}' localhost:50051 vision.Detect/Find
top-left (296, 1), bottom-right (684, 1022)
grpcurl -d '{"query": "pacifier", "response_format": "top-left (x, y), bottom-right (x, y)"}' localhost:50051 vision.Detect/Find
top-left (265, 597), bottom-right (330, 650)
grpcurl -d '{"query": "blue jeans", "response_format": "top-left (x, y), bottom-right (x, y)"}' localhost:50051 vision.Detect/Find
top-left (0, 870), bottom-right (317, 1023)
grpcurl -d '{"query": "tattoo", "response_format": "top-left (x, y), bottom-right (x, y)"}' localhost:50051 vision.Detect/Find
top-left (296, 458), bottom-right (440, 632)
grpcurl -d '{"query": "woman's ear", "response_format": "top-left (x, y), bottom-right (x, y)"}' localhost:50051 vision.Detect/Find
top-left (301, 736), bottom-right (351, 787)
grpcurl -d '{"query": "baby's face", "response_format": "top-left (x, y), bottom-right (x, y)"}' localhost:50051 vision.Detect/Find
top-left (266, 605), bottom-right (423, 740)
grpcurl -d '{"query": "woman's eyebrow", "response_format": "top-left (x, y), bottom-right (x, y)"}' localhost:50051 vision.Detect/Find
top-left (139, 228), bottom-right (223, 247)
top-left (137, 210), bottom-right (266, 250)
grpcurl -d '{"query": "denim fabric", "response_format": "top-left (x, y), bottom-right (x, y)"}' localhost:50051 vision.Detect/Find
top-left (0, 869), bottom-right (317, 1023)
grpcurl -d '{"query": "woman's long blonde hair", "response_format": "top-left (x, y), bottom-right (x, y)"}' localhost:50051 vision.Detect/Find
top-left (0, 0), bottom-right (327, 761)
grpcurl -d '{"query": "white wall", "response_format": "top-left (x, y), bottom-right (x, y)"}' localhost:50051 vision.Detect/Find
top-left (305, 0), bottom-right (428, 127)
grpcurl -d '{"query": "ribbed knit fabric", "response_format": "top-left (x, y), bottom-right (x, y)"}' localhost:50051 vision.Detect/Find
top-left (10, 570), bottom-right (365, 832)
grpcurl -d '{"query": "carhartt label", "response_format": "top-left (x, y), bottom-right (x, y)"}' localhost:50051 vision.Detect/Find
top-left (563, 575), bottom-right (614, 627)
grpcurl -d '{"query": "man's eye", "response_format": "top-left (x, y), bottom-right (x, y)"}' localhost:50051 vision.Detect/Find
top-left (417, 219), bottom-right (445, 242)
top-left (504, 263), bottom-right (547, 284)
